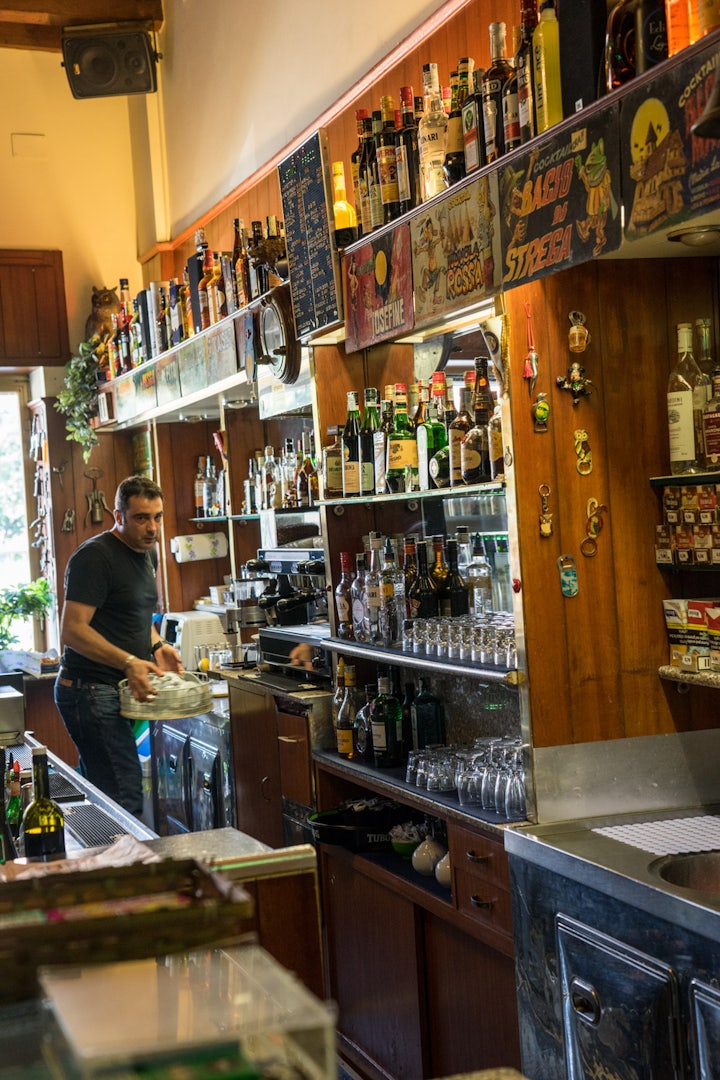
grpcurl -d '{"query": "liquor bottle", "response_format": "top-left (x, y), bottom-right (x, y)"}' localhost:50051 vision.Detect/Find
top-left (363, 533), bottom-right (384, 644)
top-left (396, 85), bottom-right (420, 216)
top-left (408, 539), bottom-right (439, 618)
top-left (429, 445), bottom-right (451, 488)
top-left (385, 383), bottom-right (418, 493)
top-left (261, 445), bottom-right (281, 509)
top-left (665, 0), bottom-right (690, 54)
top-left (350, 108), bottom-right (370, 238)
top-left (418, 62), bottom-right (449, 202)
top-left (430, 535), bottom-right (450, 615)
top-left (483, 22), bottom-right (513, 162)
top-left (296, 431), bottom-right (319, 507)
top-left (336, 664), bottom-right (360, 758)
top-left (467, 533), bottom-right (494, 614)
top-left (400, 682), bottom-right (415, 759)
top-left (379, 536), bottom-right (405, 646)
top-left (603, 0), bottom-right (636, 93)
top-left (635, 0), bottom-right (668, 73)
top-left (444, 375), bottom-right (457, 427)
top-left (702, 362), bottom-right (720, 467)
top-left (402, 535), bottom-right (419, 599)
top-left (354, 684), bottom-right (376, 762)
top-left (197, 241), bottom-right (215, 331)
top-left (407, 382), bottom-right (420, 429)
top-left (21, 746), bottom-right (65, 860)
top-left (517, 0), bottom-right (539, 142)
top-left (359, 387), bottom-right (380, 496)
top-left (455, 525), bottom-right (473, 580)
top-left (206, 252), bottom-right (220, 324)
top-left (203, 457), bottom-right (217, 517)
top-left (194, 456), bottom-right (206, 517)
top-left (370, 394), bottom-right (392, 496)
top-left (332, 657), bottom-right (346, 736)
top-left (357, 114), bottom-right (376, 237)
top-left (376, 95), bottom-right (401, 223)
top-left (6, 759), bottom-right (22, 844)
top-left (117, 300), bottom-right (132, 373)
top-left (696, 318), bottom-right (715, 381)
top-left (412, 380), bottom-right (428, 429)
top-left (532, 0), bottom-right (564, 133)
top-left (234, 220), bottom-right (252, 308)
top-left (331, 160), bottom-right (358, 241)
top-left (448, 385), bottom-right (473, 486)
top-left (372, 675), bottom-right (402, 768)
top-left (368, 110), bottom-right (385, 231)
top-left (410, 679), bottom-right (446, 750)
top-left (417, 396), bottom-right (448, 490)
top-left (335, 551), bottom-right (355, 639)
top-left (462, 67), bottom-right (487, 174)
top-left (443, 57), bottom-right (472, 186)
top-left (130, 297), bottom-right (144, 366)
top-left (668, 322), bottom-right (707, 474)
top-left (342, 390), bottom-right (362, 497)
top-left (461, 356), bottom-right (494, 485)
top-left (698, 0), bottom-right (720, 35)
top-left (489, 397), bottom-right (505, 480)
top-left (445, 538), bottom-right (470, 616)
top-left (502, 27), bottom-right (522, 154)
top-left (0, 749), bottom-right (17, 863)
top-left (351, 551), bottom-right (368, 642)
top-left (321, 426), bottom-right (344, 500)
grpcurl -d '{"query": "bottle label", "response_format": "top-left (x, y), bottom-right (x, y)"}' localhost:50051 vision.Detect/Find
top-left (336, 728), bottom-right (354, 755)
top-left (482, 94), bottom-right (500, 160)
top-left (377, 144), bottom-right (400, 204)
top-left (358, 175), bottom-right (372, 234)
top-left (668, 389), bottom-right (695, 463)
top-left (502, 87), bottom-right (520, 147)
top-left (445, 114), bottom-right (463, 155)
top-left (323, 451), bottom-right (343, 497)
top-left (462, 99), bottom-right (481, 172)
top-left (703, 412), bottom-right (720, 463)
top-left (449, 427), bottom-right (465, 481)
top-left (518, 58), bottom-right (534, 137)
top-left (416, 425), bottom-right (430, 490)
top-left (367, 583), bottom-right (381, 611)
top-left (461, 445), bottom-right (482, 473)
top-left (352, 596), bottom-right (365, 626)
top-left (396, 144), bottom-right (411, 203)
top-left (371, 719), bottom-right (388, 751)
top-left (336, 595), bottom-right (351, 622)
top-left (373, 430), bottom-right (388, 493)
top-left (342, 459), bottom-right (360, 496)
top-left (369, 171), bottom-right (384, 229)
top-left (387, 436), bottom-right (419, 470)
top-left (360, 460), bottom-right (374, 493)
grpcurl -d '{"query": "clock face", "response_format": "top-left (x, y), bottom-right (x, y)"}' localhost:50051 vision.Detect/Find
top-left (260, 300), bottom-right (286, 362)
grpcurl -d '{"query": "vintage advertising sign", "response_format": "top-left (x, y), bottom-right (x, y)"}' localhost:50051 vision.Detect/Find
top-left (343, 223), bottom-right (414, 354)
top-left (498, 101), bottom-right (622, 288)
top-left (410, 172), bottom-right (502, 328)
top-left (620, 40), bottom-right (720, 241)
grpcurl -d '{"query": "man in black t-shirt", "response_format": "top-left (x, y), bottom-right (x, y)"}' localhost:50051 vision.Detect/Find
top-left (54, 475), bottom-right (182, 816)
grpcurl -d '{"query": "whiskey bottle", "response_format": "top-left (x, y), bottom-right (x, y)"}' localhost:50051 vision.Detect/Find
top-left (532, 0), bottom-right (563, 133)
top-left (321, 425), bottom-right (344, 499)
top-left (418, 62), bottom-right (449, 202)
top-left (667, 323), bottom-right (707, 474)
top-left (408, 539), bottom-right (439, 618)
top-left (702, 368), bottom-right (720, 468)
top-left (335, 551), bottom-right (355, 639)
top-left (341, 390), bottom-right (362, 498)
top-left (385, 383), bottom-right (418, 493)
top-left (483, 22), bottom-right (513, 162)
top-left (396, 85), bottom-right (420, 215)
top-left (372, 675), bottom-right (402, 768)
top-left (376, 95), bottom-right (401, 223)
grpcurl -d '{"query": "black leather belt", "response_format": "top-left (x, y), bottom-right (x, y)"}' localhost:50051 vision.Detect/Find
top-left (57, 669), bottom-right (115, 690)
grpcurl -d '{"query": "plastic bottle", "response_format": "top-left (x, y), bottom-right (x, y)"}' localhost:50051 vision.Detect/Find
top-left (532, 0), bottom-right (563, 134)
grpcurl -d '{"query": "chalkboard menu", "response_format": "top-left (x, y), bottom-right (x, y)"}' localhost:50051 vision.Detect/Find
top-left (278, 129), bottom-right (342, 339)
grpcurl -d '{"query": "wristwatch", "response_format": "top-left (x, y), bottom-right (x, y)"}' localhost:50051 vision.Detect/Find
top-left (150, 640), bottom-right (166, 656)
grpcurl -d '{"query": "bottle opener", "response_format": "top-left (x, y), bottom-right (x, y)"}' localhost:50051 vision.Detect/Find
top-left (539, 484), bottom-right (553, 537)
top-left (580, 497), bottom-right (608, 557)
top-left (557, 555), bottom-right (578, 597)
top-left (574, 429), bottom-right (593, 474)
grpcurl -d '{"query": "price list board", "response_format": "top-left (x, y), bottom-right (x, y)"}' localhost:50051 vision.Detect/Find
top-left (278, 129), bottom-right (342, 340)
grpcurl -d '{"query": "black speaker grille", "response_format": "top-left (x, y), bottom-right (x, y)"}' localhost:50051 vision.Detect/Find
top-left (62, 28), bottom-right (157, 99)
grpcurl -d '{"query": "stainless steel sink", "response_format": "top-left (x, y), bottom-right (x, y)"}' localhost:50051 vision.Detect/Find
top-left (651, 852), bottom-right (720, 895)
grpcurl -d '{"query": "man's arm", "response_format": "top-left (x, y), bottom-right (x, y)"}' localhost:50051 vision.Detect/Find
top-left (60, 599), bottom-right (161, 701)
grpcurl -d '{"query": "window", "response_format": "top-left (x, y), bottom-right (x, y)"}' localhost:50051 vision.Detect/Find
top-left (0, 375), bottom-right (39, 650)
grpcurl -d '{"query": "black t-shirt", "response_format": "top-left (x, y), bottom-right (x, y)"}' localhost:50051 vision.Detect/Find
top-left (61, 530), bottom-right (159, 685)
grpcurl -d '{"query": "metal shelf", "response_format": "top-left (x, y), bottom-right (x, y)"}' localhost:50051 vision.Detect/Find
top-left (320, 635), bottom-right (522, 686)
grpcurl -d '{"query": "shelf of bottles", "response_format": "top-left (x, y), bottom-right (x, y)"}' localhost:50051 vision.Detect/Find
top-left (321, 637), bottom-right (519, 685)
top-left (320, 479), bottom-right (506, 508)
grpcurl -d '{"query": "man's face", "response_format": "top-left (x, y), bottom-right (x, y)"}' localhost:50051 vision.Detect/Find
top-left (114, 495), bottom-right (163, 552)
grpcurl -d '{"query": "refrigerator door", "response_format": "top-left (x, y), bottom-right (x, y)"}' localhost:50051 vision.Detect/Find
top-left (152, 721), bottom-right (192, 835)
top-left (187, 734), bottom-right (223, 832)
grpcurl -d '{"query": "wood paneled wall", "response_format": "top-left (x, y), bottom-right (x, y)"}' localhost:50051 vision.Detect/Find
top-left (504, 257), bottom-right (720, 747)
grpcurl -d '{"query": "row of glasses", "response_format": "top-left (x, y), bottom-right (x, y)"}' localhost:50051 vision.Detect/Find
top-left (402, 614), bottom-right (517, 669)
top-left (404, 737), bottom-right (528, 821)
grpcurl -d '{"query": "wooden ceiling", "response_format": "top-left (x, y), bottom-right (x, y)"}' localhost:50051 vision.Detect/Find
top-left (0, 2), bottom-right (163, 51)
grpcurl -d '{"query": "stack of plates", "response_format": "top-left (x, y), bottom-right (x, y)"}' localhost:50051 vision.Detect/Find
top-left (119, 672), bottom-right (212, 720)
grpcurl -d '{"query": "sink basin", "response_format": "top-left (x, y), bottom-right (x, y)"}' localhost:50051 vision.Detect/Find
top-left (651, 852), bottom-right (720, 895)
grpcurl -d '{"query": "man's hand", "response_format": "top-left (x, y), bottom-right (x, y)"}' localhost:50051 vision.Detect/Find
top-left (153, 642), bottom-right (184, 675)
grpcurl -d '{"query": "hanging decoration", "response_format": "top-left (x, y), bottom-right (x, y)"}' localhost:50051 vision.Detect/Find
top-left (523, 301), bottom-right (538, 397)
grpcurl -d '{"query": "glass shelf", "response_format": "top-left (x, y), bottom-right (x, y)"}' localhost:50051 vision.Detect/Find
top-left (649, 472), bottom-right (720, 488)
top-left (320, 635), bottom-right (522, 686)
top-left (319, 481), bottom-right (506, 508)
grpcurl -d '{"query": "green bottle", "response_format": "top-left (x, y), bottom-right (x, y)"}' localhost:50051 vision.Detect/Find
top-left (371, 675), bottom-right (402, 768)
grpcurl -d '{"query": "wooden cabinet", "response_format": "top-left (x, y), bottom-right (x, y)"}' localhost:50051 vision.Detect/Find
top-left (228, 680), bottom-right (283, 847)
top-left (314, 754), bottom-right (521, 1079)
top-left (0, 250), bottom-right (70, 364)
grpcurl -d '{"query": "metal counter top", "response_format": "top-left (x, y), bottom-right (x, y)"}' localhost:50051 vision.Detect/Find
top-left (505, 804), bottom-right (720, 942)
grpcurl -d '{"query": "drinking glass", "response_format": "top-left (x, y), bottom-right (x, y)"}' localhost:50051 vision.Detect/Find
top-left (412, 618), bottom-right (427, 654)
top-left (505, 744), bottom-right (527, 820)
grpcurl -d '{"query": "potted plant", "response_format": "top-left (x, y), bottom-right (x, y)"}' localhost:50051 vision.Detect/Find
top-left (0, 579), bottom-right (53, 668)
top-left (54, 335), bottom-right (105, 462)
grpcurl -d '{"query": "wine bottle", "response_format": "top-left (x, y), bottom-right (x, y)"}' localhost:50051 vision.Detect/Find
top-left (0, 749), bottom-right (17, 863)
top-left (359, 387), bottom-right (380, 496)
top-left (408, 539), bottom-right (439, 618)
top-left (667, 322), bottom-right (707, 474)
top-left (21, 746), bottom-right (65, 860)
top-left (342, 390), bottom-right (362, 497)
top-left (357, 114), bottom-right (376, 237)
top-left (417, 397), bottom-right (448, 490)
top-left (368, 110), bottom-right (384, 231)
top-left (385, 383), bottom-right (418, 493)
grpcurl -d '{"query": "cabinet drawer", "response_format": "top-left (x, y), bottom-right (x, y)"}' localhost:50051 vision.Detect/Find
top-left (277, 710), bottom-right (313, 808)
top-left (453, 868), bottom-right (513, 935)
top-left (448, 823), bottom-right (510, 890)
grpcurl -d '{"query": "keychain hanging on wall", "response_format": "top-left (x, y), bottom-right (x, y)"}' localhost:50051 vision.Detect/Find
top-left (523, 301), bottom-right (538, 397)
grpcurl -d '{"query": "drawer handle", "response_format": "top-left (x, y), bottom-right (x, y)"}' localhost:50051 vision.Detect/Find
top-left (278, 736), bottom-right (302, 743)
top-left (470, 895), bottom-right (495, 909)
top-left (569, 977), bottom-right (601, 1027)
top-left (466, 850), bottom-right (490, 864)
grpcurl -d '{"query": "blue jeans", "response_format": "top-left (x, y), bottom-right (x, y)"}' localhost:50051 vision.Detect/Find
top-left (54, 680), bottom-right (143, 817)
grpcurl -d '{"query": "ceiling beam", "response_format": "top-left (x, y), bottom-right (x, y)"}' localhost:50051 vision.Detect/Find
top-left (0, 2), bottom-right (163, 51)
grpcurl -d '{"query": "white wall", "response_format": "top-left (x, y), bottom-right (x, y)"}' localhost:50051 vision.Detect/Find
top-left (0, 49), bottom-right (142, 350)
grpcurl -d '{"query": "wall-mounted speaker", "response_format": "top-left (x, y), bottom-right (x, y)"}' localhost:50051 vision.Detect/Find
top-left (61, 25), bottom-right (158, 99)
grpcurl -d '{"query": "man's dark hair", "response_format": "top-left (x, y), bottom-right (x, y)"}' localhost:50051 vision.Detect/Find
top-left (115, 475), bottom-right (164, 516)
